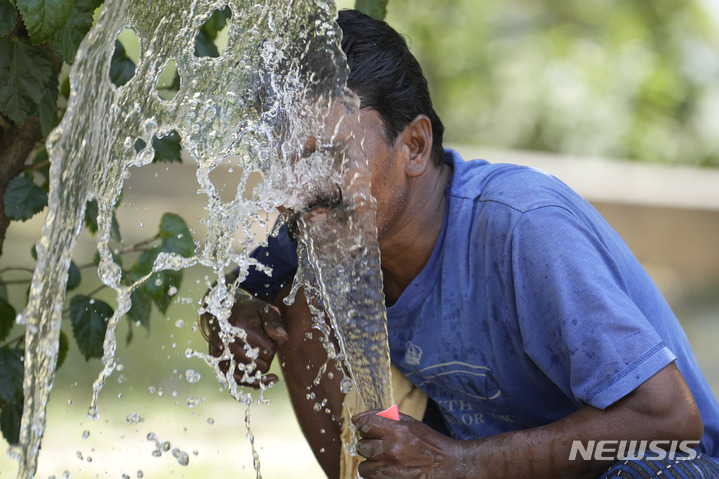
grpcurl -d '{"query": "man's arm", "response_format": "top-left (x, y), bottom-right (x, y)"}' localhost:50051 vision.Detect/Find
top-left (273, 284), bottom-right (347, 479)
top-left (353, 362), bottom-right (703, 479)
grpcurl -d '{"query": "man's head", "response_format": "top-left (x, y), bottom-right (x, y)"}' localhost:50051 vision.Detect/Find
top-left (337, 10), bottom-right (445, 166)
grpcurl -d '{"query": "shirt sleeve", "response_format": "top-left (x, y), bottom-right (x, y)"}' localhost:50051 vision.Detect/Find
top-left (239, 222), bottom-right (299, 301)
top-left (509, 205), bottom-right (676, 409)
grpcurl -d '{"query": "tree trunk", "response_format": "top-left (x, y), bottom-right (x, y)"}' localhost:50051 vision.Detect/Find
top-left (0, 115), bottom-right (41, 257)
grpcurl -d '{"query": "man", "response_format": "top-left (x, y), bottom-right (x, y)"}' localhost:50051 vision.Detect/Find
top-left (204, 9), bottom-right (719, 478)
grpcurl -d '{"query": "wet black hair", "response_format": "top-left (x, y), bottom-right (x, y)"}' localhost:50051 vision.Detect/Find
top-left (337, 10), bottom-right (445, 166)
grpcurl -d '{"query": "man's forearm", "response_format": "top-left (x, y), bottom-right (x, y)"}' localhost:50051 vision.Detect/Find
top-left (274, 285), bottom-right (346, 479)
top-left (455, 363), bottom-right (702, 478)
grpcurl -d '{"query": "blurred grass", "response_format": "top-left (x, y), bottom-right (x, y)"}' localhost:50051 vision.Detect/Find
top-left (0, 260), bottom-right (325, 478)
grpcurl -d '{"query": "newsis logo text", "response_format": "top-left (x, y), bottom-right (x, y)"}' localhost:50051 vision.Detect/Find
top-left (569, 440), bottom-right (700, 461)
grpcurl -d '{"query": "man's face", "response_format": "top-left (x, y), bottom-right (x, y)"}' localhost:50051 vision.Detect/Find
top-left (282, 103), bottom-right (405, 240)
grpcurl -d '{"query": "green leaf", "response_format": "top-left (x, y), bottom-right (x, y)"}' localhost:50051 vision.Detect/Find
top-left (66, 260), bottom-right (80, 290)
top-left (37, 71), bottom-right (58, 136)
top-left (16, 0), bottom-right (74, 45)
top-left (56, 330), bottom-right (68, 369)
top-left (0, 347), bottom-right (23, 403)
top-left (152, 130), bottom-right (182, 163)
top-left (200, 7), bottom-right (230, 42)
top-left (194, 6), bottom-right (231, 57)
top-left (69, 295), bottom-right (112, 360)
top-left (31, 147), bottom-right (50, 191)
top-left (0, 298), bottom-right (16, 343)
top-left (84, 199), bottom-right (98, 234)
top-left (48, 0), bottom-right (101, 64)
top-left (59, 74), bottom-right (70, 99)
top-left (4, 175), bottom-right (48, 221)
top-left (0, 1), bottom-right (18, 37)
top-left (194, 29), bottom-right (218, 58)
top-left (110, 211), bottom-right (121, 242)
top-left (159, 213), bottom-right (194, 257)
top-left (109, 40), bottom-right (135, 87)
top-left (126, 288), bottom-right (152, 342)
top-left (0, 275), bottom-right (7, 301)
top-left (0, 37), bottom-right (54, 127)
top-left (84, 199), bottom-right (122, 241)
top-left (354, 0), bottom-right (388, 20)
top-left (131, 249), bottom-right (182, 314)
top-left (147, 269), bottom-right (181, 314)
top-left (0, 399), bottom-right (23, 444)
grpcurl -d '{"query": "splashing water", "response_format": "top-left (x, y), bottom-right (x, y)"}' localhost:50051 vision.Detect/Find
top-left (11, 0), bottom-right (393, 477)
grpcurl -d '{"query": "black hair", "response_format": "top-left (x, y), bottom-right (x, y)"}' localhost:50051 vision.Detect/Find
top-left (337, 10), bottom-right (445, 165)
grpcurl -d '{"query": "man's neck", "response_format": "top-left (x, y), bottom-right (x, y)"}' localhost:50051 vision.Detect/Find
top-left (379, 162), bottom-right (452, 306)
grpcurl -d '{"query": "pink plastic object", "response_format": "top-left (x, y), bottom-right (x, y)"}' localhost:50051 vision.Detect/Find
top-left (376, 404), bottom-right (400, 421)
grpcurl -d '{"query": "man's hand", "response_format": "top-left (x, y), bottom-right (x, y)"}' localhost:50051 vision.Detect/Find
top-left (200, 294), bottom-right (288, 388)
top-left (352, 411), bottom-right (465, 479)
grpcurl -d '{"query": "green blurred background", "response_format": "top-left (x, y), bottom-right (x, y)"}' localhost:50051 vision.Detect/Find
top-left (2, 0), bottom-right (719, 477)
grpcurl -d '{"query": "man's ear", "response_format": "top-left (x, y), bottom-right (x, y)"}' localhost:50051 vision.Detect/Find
top-left (402, 114), bottom-right (433, 177)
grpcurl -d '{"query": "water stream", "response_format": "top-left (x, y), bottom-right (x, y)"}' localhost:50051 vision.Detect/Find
top-left (11, 0), bottom-right (392, 477)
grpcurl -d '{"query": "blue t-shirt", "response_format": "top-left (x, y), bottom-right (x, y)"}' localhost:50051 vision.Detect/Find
top-left (242, 149), bottom-right (719, 458)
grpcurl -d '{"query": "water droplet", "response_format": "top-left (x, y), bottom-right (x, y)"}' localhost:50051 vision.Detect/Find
top-left (172, 448), bottom-right (190, 466)
top-left (184, 369), bottom-right (201, 383)
top-left (81, 430), bottom-right (90, 440)
top-left (126, 413), bottom-right (144, 424)
top-left (340, 377), bottom-right (353, 394)
top-left (207, 417), bottom-right (215, 425)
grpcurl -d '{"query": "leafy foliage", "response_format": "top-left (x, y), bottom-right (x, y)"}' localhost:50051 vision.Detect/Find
top-left (4, 175), bottom-right (48, 221)
top-left (0, 298), bottom-right (15, 342)
top-left (109, 39), bottom-right (135, 87)
top-left (194, 6), bottom-right (231, 57)
top-left (69, 295), bottom-right (113, 360)
top-left (16, 0), bottom-right (74, 45)
top-left (0, 347), bottom-right (23, 404)
top-left (386, 0), bottom-right (719, 166)
top-left (0, 0), bottom-right (224, 444)
top-left (0, 2), bottom-right (18, 37)
top-left (49, 0), bottom-right (104, 64)
top-left (0, 346), bottom-right (23, 443)
top-left (0, 37), bottom-right (55, 127)
top-left (355, 0), bottom-right (388, 20)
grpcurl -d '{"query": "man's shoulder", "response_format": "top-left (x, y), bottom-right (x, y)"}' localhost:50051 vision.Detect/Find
top-left (446, 150), bottom-right (585, 214)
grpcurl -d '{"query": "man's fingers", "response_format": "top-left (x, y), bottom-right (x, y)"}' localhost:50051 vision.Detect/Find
top-left (257, 303), bottom-right (288, 344)
top-left (233, 371), bottom-right (279, 389)
top-left (356, 438), bottom-right (384, 459)
top-left (352, 411), bottom-right (391, 439)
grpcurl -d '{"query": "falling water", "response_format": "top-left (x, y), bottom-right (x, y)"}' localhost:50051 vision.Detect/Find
top-left (11, 0), bottom-right (392, 477)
